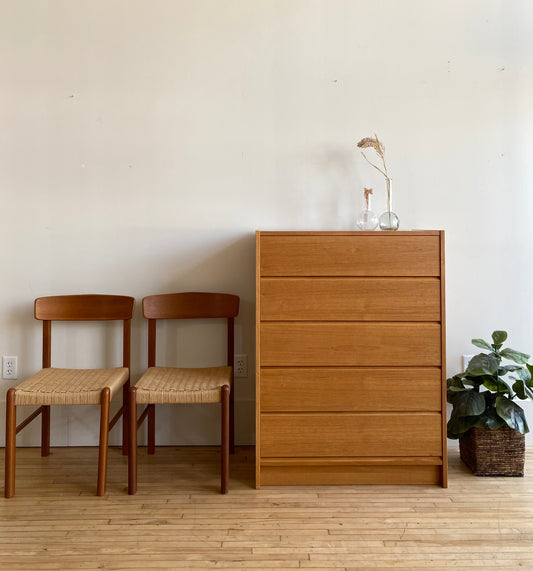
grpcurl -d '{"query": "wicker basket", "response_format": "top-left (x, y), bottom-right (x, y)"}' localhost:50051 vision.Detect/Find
top-left (459, 426), bottom-right (525, 476)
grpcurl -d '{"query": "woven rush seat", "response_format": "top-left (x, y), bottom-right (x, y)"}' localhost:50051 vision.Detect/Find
top-left (14, 367), bottom-right (130, 406)
top-left (135, 366), bottom-right (232, 405)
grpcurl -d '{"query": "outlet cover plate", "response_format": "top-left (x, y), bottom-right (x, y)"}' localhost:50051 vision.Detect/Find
top-left (2, 356), bottom-right (18, 379)
top-left (234, 354), bottom-right (247, 378)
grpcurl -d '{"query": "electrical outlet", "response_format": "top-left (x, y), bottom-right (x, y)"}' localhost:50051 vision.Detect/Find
top-left (462, 354), bottom-right (475, 370)
top-left (2, 356), bottom-right (18, 379)
top-left (234, 354), bottom-right (247, 378)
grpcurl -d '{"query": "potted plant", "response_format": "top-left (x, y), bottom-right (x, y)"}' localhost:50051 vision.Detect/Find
top-left (447, 330), bottom-right (532, 476)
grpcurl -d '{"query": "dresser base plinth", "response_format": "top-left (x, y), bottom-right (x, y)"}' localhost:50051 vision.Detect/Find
top-left (259, 463), bottom-right (443, 487)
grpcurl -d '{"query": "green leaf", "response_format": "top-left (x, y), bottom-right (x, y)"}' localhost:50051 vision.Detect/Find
top-left (512, 379), bottom-right (533, 401)
top-left (498, 365), bottom-right (524, 375)
top-left (499, 348), bottom-right (531, 364)
top-left (447, 376), bottom-right (465, 389)
top-left (495, 396), bottom-right (530, 434)
top-left (482, 376), bottom-right (511, 394)
top-left (458, 375), bottom-right (482, 388)
top-left (447, 415), bottom-right (478, 438)
top-left (492, 330), bottom-right (508, 345)
top-left (484, 410), bottom-right (507, 430)
top-left (446, 377), bottom-right (466, 403)
top-left (448, 385), bottom-right (466, 392)
top-left (451, 390), bottom-right (485, 417)
top-left (467, 353), bottom-right (500, 376)
top-left (447, 389), bottom-right (462, 404)
top-left (471, 338), bottom-right (493, 351)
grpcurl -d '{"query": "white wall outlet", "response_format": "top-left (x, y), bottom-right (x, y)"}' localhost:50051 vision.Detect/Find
top-left (462, 354), bottom-right (475, 370)
top-left (2, 356), bottom-right (18, 379)
top-left (234, 354), bottom-right (247, 378)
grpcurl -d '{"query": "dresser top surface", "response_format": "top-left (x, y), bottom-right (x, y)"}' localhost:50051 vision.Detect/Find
top-left (256, 230), bottom-right (443, 236)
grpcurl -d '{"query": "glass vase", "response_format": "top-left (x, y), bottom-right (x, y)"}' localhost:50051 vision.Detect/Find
top-left (357, 209), bottom-right (379, 231)
top-left (356, 187), bottom-right (379, 231)
top-left (379, 178), bottom-right (399, 231)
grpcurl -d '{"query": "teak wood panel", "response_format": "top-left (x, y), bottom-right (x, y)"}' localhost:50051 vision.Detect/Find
top-left (260, 412), bottom-right (442, 457)
top-left (259, 234), bottom-right (441, 277)
top-left (255, 230), bottom-right (447, 488)
top-left (260, 367), bottom-right (442, 412)
top-left (260, 322), bottom-right (441, 367)
top-left (260, 277), bottom-right (441, 321)
top-left (259, 464), bottom-right (442, 486)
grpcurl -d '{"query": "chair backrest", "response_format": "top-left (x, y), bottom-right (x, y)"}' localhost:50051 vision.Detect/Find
top-left (142, 292), bottom-right (239, 367)
top-left (34, 294), bottom-right (135, 369)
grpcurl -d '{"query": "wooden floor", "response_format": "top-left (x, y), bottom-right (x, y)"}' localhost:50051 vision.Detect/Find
top-left (1, 446), bottom-right (532, 570)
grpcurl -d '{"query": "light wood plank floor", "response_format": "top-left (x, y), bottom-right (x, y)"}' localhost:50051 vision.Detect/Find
top-left (1, 445), bottom-right (532, 570)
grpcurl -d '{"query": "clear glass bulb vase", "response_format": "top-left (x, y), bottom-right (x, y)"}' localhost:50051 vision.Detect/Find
top-left (379, 178), bottom-right (399, 231)
top-left (357, 209), bottom-right (379, 231)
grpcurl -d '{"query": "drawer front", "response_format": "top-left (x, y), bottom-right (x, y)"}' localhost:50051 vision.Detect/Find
top-left (260, 367), bottom-right (442, 412)
top-left (260, 277), bottom-right (441, 321)
top-left (260, 412), bottom-right (443, 457)
top-left (260, 322), bottom-right (442, 366)
top-left (259, 235), bottom-right (441, 277)
top-left (259, 464), bottom-right (442, 486)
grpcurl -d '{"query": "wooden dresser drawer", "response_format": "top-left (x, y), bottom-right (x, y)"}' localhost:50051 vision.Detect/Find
top-left (260, 234), bottom-right (441, 277)
top-left (260, 413), bottom-right (443, 457)
top-left (260, 277), bottom-right (441, 321)
top-left (260, 367), bottom-right (442, 412)
top-left (255, 230), bottom-right (447, 487)
top-left (260, 322), bottom-right (441, 366)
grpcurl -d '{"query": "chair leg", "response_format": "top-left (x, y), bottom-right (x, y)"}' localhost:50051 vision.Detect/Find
top-left (97, 387), bottom-right (111, 497)
top-left (128, 387), bottom-right (138, 495)
top-left (41, 405), bottom-right (50, 457)
top-left (221, 385), bottom-right (230, 494)
top-left (147, 404), bottom-right (155, 455)
top-left (229, 386), bottom-right (235, 454)
top-left (122, 382), bottom-right (129, 456)
top-left (5, 388), bottom-right (17, 498)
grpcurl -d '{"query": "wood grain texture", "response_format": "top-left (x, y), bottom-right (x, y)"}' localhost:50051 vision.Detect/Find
top-left (34, 295), bottom-right (135, 321)
top-left (260, 277), bottom-right (441, 321)
top-left (259, 464), bottom-right (442, 486)
top-left (0, 446), bottom-right (532, 569)
top-left (260, 413), bottom-right (443, 457)
top-left (260, 234), bottom-right (441, 277)
top-left (260, 322), bottom-right (442, 366)
top-left (255, 231), bottom-right (446, 488)
top-left (439, 231), bottom-right (448, 487)
top-left (260, 367), bottom-right (442, 412)
top-left (142, 292), bottom-right (239, 320)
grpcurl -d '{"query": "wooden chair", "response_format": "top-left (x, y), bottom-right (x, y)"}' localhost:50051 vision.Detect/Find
top-left (4, 294), bottom-right (135, 498)
top-left (128, 292), bottom-right (239, 495)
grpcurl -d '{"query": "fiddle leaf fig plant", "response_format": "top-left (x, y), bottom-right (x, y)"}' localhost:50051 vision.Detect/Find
top-left (447, 330), bottom-right (533, 439)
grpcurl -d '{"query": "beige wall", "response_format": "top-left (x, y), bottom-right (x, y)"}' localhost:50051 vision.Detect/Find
top-left (1, 0), bottom-right (532, 446)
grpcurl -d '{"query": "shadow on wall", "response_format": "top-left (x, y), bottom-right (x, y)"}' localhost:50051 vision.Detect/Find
top-left (126, 231), bottom-right (257, 446)
top-left (1, 231), bottom-right (257, 447)
top-left (127, 230), bottom-right (256, 375)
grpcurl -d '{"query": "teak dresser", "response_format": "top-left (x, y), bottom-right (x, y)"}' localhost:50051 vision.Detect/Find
top-left (255, 230), bottom-right (447, 487)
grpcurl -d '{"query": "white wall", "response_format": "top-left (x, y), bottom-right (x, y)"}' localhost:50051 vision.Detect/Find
top-left (1, 0), bottom-right (532, 446)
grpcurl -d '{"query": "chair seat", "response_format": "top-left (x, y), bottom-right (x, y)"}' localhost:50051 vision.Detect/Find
top-left (135, 366), bottom-right (232, 404)
top-left (13, 367), bottom-right (129, 406)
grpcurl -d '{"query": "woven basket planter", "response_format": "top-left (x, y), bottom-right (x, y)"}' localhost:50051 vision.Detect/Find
top-left (459, 426), bottom-right (525, 476)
